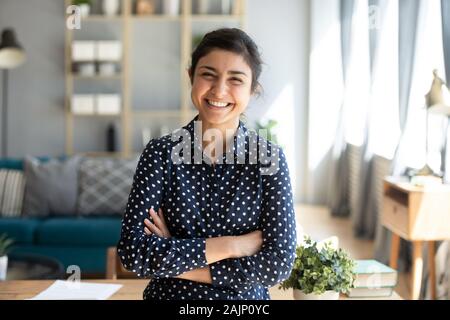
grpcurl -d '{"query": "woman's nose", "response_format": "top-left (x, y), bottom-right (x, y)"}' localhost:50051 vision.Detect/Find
top-left (211, 78), bottom-right (228, 97)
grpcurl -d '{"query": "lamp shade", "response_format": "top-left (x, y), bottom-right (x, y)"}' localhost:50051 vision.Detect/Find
top-left (425, 70), bottom-right (450, 116)
top-left (0, 28), bottom-right (26, 69)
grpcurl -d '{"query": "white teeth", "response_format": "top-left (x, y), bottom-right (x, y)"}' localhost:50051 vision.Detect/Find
top-left (207, 100), bottom-right (230, 107)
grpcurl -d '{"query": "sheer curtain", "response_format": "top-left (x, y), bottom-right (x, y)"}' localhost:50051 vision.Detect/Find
top-left (374, 0), bottom-right (421, 269)
top-left (352, 0), bottom-right (400, 239)
top-left (433, 0), bottom-right (450, 300)
top-left (326, 0), bottom-right (354, 217)
top-left (375, 1), bottom-right (448, 279)
top-left (308, 0), bottom-right (345, 205)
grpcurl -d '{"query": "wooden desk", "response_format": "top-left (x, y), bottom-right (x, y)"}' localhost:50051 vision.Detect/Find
top-left (0, 280), bottom-right (147, 300)
top-left (381, 177), bottom-right (450, 300)
top-left (0, 280), bottom-right (402, 300)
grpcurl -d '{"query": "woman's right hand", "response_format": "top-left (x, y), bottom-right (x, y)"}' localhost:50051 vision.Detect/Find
top-left (231, 230), bottom-right (263, 258)
top-left (144, 208), bottom-right (171, 238)
top-left (205, 230), bottom-right (263, 264)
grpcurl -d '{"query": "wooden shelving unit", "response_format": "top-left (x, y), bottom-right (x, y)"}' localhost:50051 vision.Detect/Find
top-left (65, 0), bottom-right (246, 157)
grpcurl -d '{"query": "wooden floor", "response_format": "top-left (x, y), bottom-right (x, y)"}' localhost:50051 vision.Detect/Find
top-left (294, 204), bottom-right (410, 300)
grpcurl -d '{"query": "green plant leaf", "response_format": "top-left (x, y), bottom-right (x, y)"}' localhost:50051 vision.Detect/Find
top-left (0, 233), bottom-right (15, 257)
top-left (280, 236), bottom-right (356, 295)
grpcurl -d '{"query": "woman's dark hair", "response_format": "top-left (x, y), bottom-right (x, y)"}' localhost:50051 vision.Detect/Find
top-left (189, 28), bottom-right (263, 95)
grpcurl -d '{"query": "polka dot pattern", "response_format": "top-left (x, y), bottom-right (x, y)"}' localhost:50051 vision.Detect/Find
top-left (117, 116), bottom-right (297, 300)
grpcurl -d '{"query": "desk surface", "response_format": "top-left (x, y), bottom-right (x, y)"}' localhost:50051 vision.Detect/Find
top-left (0, 280), bottom-right (403, 300)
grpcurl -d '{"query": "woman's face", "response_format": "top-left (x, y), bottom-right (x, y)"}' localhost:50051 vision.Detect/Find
top-left (190, 49), bottom-right (253, 127)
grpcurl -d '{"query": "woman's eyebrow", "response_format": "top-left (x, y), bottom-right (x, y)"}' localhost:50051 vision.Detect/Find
top-left (199, 66), bottom-right (248, 77)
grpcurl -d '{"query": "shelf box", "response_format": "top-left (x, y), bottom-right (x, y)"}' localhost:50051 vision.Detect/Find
top-left (97, 94), bottom-right (121, 115)
top-left (97, 41), bottom-right (122, 61)
top-left (72, 41), bottom-right (96, 61)
top-left (72, 94), bottom-right (95, 114)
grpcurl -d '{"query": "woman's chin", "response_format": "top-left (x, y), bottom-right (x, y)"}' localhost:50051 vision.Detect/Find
top-left (198, 107), bottom-right (236, 124)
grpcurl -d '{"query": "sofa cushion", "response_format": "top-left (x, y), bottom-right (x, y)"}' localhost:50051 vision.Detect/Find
top-left (0, 218), bottom-right (41, 244)
top-left (23, 155), bottom-right (81, 217)
top-left (77, 157), bottom-right (138, 216)
top-left (35, 217), bottom-right (122, 247)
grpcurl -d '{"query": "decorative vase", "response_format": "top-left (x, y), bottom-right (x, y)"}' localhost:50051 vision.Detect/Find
top-left (221, 0), bottom-right (232, 14)
top-left (0, 255), bottom-right (8, 281)
top-left (293, 289), bottom-right (339, 300)
top-left (106, 123), bottom-right (117, 152)
top-left (102, 0), bottom-right (120, 16)
top-left (196, 0), bottom-right (209, 14)
top-left (163, 0), bottom-right (180, 16)
top-left (78, 4), bottom-right (91, 18)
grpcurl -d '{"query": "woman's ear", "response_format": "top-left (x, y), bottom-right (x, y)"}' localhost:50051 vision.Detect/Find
top-left (188, 69), bottom-right (193, 84)
top-left (251, 83), bottom-right (262, 98)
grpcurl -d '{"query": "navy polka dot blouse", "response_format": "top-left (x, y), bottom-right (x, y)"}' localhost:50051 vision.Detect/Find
top-left (117, 116), bottom-right (297, 300)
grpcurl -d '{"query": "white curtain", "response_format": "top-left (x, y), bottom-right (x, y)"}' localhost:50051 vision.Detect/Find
top-left (307, 0), bottom-right (344, 205)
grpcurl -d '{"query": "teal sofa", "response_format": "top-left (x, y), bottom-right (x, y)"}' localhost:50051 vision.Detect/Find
top-left (0, 158), bottom-right (122, 275)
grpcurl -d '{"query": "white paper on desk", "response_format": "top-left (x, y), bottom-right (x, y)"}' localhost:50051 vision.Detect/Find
top-left (28, 280), bottom-right (122, 300)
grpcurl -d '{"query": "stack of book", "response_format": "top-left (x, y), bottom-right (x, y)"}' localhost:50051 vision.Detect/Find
top-left (347, 260), bottom-right (398, 298)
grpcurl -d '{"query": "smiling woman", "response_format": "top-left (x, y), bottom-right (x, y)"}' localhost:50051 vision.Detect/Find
top-left (117, 28), bottom-right (297, 301)
top-left (188, 28), bottom-right (262, 153)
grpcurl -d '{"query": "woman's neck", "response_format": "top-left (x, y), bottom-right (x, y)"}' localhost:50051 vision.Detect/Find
top-left (198, 115), bottom-right (240, 162)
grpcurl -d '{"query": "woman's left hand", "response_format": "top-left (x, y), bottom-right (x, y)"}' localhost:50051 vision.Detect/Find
top-left (144, 208), bottom-right (171, 238)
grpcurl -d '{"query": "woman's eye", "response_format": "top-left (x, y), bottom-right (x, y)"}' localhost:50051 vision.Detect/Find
top-left (230, 78), bottom-right (243, 84)
top-left (201, 73), bottom-right (215, 78)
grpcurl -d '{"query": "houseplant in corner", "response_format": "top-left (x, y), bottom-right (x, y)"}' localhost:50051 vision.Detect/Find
top-left (280, 236), bottom-right (356, 300)
top-left (0, 233), bottom-right (14, 280)
top-left (255, 119), bottom-right (279, 145)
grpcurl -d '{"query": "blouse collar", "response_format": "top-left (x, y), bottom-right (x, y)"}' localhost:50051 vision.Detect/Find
top-left (182, 114), bottom-right (248, 165)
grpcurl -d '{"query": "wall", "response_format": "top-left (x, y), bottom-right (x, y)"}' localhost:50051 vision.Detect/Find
top-left (0, 0), bottom-right (311, 202)
top-left (0, 0), bottom-right (66, 158)
top-left (246, 0), bottom-right (310, 203)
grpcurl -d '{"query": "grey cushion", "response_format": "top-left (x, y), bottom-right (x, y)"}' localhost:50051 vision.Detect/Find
top-left (77, 157), bottom-right (138, 216)
top-left (22, 156), bottom-right (81, 217)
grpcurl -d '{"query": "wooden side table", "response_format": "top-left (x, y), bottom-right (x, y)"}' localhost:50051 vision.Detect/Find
top-left (381, 177), bottom-right (450, 300)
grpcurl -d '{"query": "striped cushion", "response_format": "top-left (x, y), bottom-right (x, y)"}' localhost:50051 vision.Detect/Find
top-left (0, 170), bottom-right (26, 217)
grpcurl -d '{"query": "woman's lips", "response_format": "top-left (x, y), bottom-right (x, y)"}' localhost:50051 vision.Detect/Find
top-left (204, 99), bottom-right (233, 110)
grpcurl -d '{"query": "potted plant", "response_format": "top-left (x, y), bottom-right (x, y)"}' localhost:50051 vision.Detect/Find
top-left (280, 236), bottom-right (356, 300)
top-left (0, 233), bottom-right (14, 281)
top-left (72, 0), bottom-right (92, 18)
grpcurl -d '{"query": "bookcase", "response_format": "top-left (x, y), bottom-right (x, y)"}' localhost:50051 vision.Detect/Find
top-left (64, 0), bottom-right (247, 157)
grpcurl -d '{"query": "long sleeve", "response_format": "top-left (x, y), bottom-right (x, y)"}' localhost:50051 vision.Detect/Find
top-left (209, 147), bottom-right (297, 293)
top-left (117, 139), bottom-right (209, 278)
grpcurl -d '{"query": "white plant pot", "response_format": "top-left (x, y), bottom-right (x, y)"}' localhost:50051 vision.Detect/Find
top-left (293, 289), bottom-right (339, 300)
top-left (163, 0), bottom-right (180, 16)
top-left (0, 255), bottom-right (8, 281)
top-left (102, 0), bottom-right (120, 16)
top-left (79, 4), bottom-right (91, 18)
